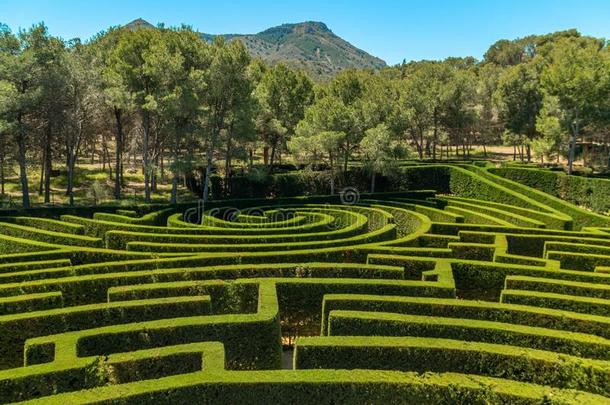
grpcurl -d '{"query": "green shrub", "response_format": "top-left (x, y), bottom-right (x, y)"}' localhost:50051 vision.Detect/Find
top-left (326, 310), bottom-right (610, 360)
top-left (501, 289), bottom-right (610, 317)
top-left (294, 336), bottom-right (610, 396)
top-left (320, 294), bottom-right (610, 338)
top-left (491, 167), bottom-right (610, 214)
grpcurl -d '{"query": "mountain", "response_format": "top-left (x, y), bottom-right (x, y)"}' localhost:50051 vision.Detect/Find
top-left (125, 18), bottom-right (156, 31)
top-left (203, 21), bottom-right (386, 79)
top-left (123, 19), bottom-right (386, 79)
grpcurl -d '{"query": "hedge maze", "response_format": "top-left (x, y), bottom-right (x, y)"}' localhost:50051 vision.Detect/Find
top-left (1, 165), bottom-right (610, 404)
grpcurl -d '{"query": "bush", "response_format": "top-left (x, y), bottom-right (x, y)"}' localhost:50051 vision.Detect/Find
top-left (294, 336), bottom-right (610, 396)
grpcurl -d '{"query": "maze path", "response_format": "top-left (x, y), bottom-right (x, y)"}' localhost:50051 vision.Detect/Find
top-left (0, 180), bottom-right (609, 403)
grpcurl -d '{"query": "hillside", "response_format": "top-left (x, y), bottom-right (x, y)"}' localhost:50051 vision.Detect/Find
top-left (125, 18), bottom-right (155, 30)
top-left (123, 19), bottom-right (385, 79)
top-left (202, 21), bottom-right (386, 79)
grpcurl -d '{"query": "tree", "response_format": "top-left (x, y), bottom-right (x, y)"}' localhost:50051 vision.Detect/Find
top-left (360, 124), bottom-right (405, 192)
top-left (109, 27), bottom-right (179, 202)
top-left (290, 123), bottom-right (345, 194)
top-left (33, 28), bottom-right (68, 204)
top-left (254, 64), bottom-right (313, 169)
top-left (540, 38), bottom-right (608, 174)
top-left (441, 68), bottom-right (477, 157)
top-left (535, 95), bottom-right (567, 163)
top-left (0, 24), bottom-right (56, 208)
top-left (94, 27), bottom-right (134, 200)
top-left (0, 82), bottom-right (13, 197)
top-left (495, 61), bottom-right (543, 162)
top-left (160, 27), bottom-right (210, 203)
top-left (392, 61), bottom-right (454, 160)
top-left (298, 70), bottom-right (384, 173)
top-left (474, 63), bottom-right (503, 156)
top-left (64, 40), bottom-right (99, 205)
top-left (200, 38), bottom-right (251, 203)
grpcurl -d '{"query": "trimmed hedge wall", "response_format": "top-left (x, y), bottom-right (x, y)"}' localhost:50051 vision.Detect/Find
top-left (0, 175), bottom-right (609, 402)
top-left (294, 336), bottom-right (610, 396)
top-left (491, 167), bottom-right (610, 214)
top-left (17, 369), bottom-right (610, 405)
top-left (326, 310), bottom-right (610, 360)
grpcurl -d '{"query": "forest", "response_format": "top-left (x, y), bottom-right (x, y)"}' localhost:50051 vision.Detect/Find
top-left (0, 23), bottom-right (608, 208)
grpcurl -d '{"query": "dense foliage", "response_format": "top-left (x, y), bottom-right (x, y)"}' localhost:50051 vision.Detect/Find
top-left (0, 24), bottom-right (608, 208)
top-left (0, 164), bottom-right (608, 403)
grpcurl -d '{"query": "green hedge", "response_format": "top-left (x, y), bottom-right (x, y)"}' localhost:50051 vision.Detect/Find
top-left (125, 224), bottom-right (397, 253)
top-left (0, 291), bottom-right (63, 315)
top-left (505, 275), bottom-right (610, 299)
top-left (0, 262), bottom-right (408, 308)
top-left (475, 166), bottom-right (610, 229)
top-left (106, 209), bottom-right (369, 250)
top-left (92, 208), bottom-right (176, 226)
top-left (0, 341), bottom-right (225, 403)
top-left (320, 294), bottom-right (610, 339)
top-left (440, 198), bottom-right (546, 228)
top-left (0, 258), bottom-right (71, 274)
top-left (491, 167), bottom-right (610, 214)
top-left (0, 222), bottom-right (103, 248)
top-left (17, 369), bottom-right (610, 405)
top-left (501, 289), bottom-right (610, 317)
top-left (0, 296), bottom-right (211, 368)
top-left (546, 251), bottom-right (610, 271)
top-left (441, 196), bottom-right (562, 228)
top-left (326, 310), bottom-right (610, 360)
top-left (0, 216), bottom-right (85, 234)
top-left (25, 281), bottom-right (281, 371)
top-left (294, 336), bottom-right (610, 396)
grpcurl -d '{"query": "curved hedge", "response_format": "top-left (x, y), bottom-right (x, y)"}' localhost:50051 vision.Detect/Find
top-left (0, 168), bottom-right (608, 403)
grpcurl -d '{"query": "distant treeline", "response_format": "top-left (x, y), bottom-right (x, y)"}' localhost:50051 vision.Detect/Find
top-left (0, 24), bottom-right (608, 207)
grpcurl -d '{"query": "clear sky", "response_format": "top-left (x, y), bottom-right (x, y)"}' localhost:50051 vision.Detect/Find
top-left (1, 0), bottom-right (608, 65)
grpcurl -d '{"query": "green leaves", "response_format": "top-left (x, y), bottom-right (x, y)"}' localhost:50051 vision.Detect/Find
top-left (541, 37), bottom-right (607, 122)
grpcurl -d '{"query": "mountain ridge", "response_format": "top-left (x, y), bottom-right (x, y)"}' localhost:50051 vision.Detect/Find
top-left (126, 19), bottom-right (386, 79)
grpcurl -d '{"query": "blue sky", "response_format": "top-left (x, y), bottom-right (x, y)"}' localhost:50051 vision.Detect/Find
top-left (1, 0), bottom-right (608, 65)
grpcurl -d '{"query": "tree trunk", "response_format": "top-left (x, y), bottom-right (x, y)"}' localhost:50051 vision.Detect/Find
top-left (151, 153), bottom-right (158, 193)
top-left (269, 140), bottom-right (277, 170)
top-left (568, 116), bottom-right (579, 175)
top-left (114, 107), bottom-right (123, 200)
top-left (160, 150), bottom-right (165, 182)
top-left (412, 133), bottom-right (423, 160)
top-left (526, 144), bottom-right (531, 163)
top-left (171, 128), bottom-right (179, 205)
top-left (142, 111), bottom-right (151, 203)
top-left (519, 144), bottom-right (524, 162)
top-left (43, 122), bottom-right (52, 204)
top-left (67, 151), bottom-right (75, 206)
top-left (432, 111), bottom-right (438, 161)
top-left (370, 171), bottom-right (376, 193)
top-left (202, 146), bottom-right (213, 203)
top-left (224, 125), bottom-right (233, 197)
top-left (0, 146), bottom-right (4, 196)
top-left (329, 153), bottom-right (334, 195)
top-left (343, 140), bottom-right (350, 173)
top-left (263, 146), bottom-right (269, 166)
top-left (16, 120), bottom-right (30, 208)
